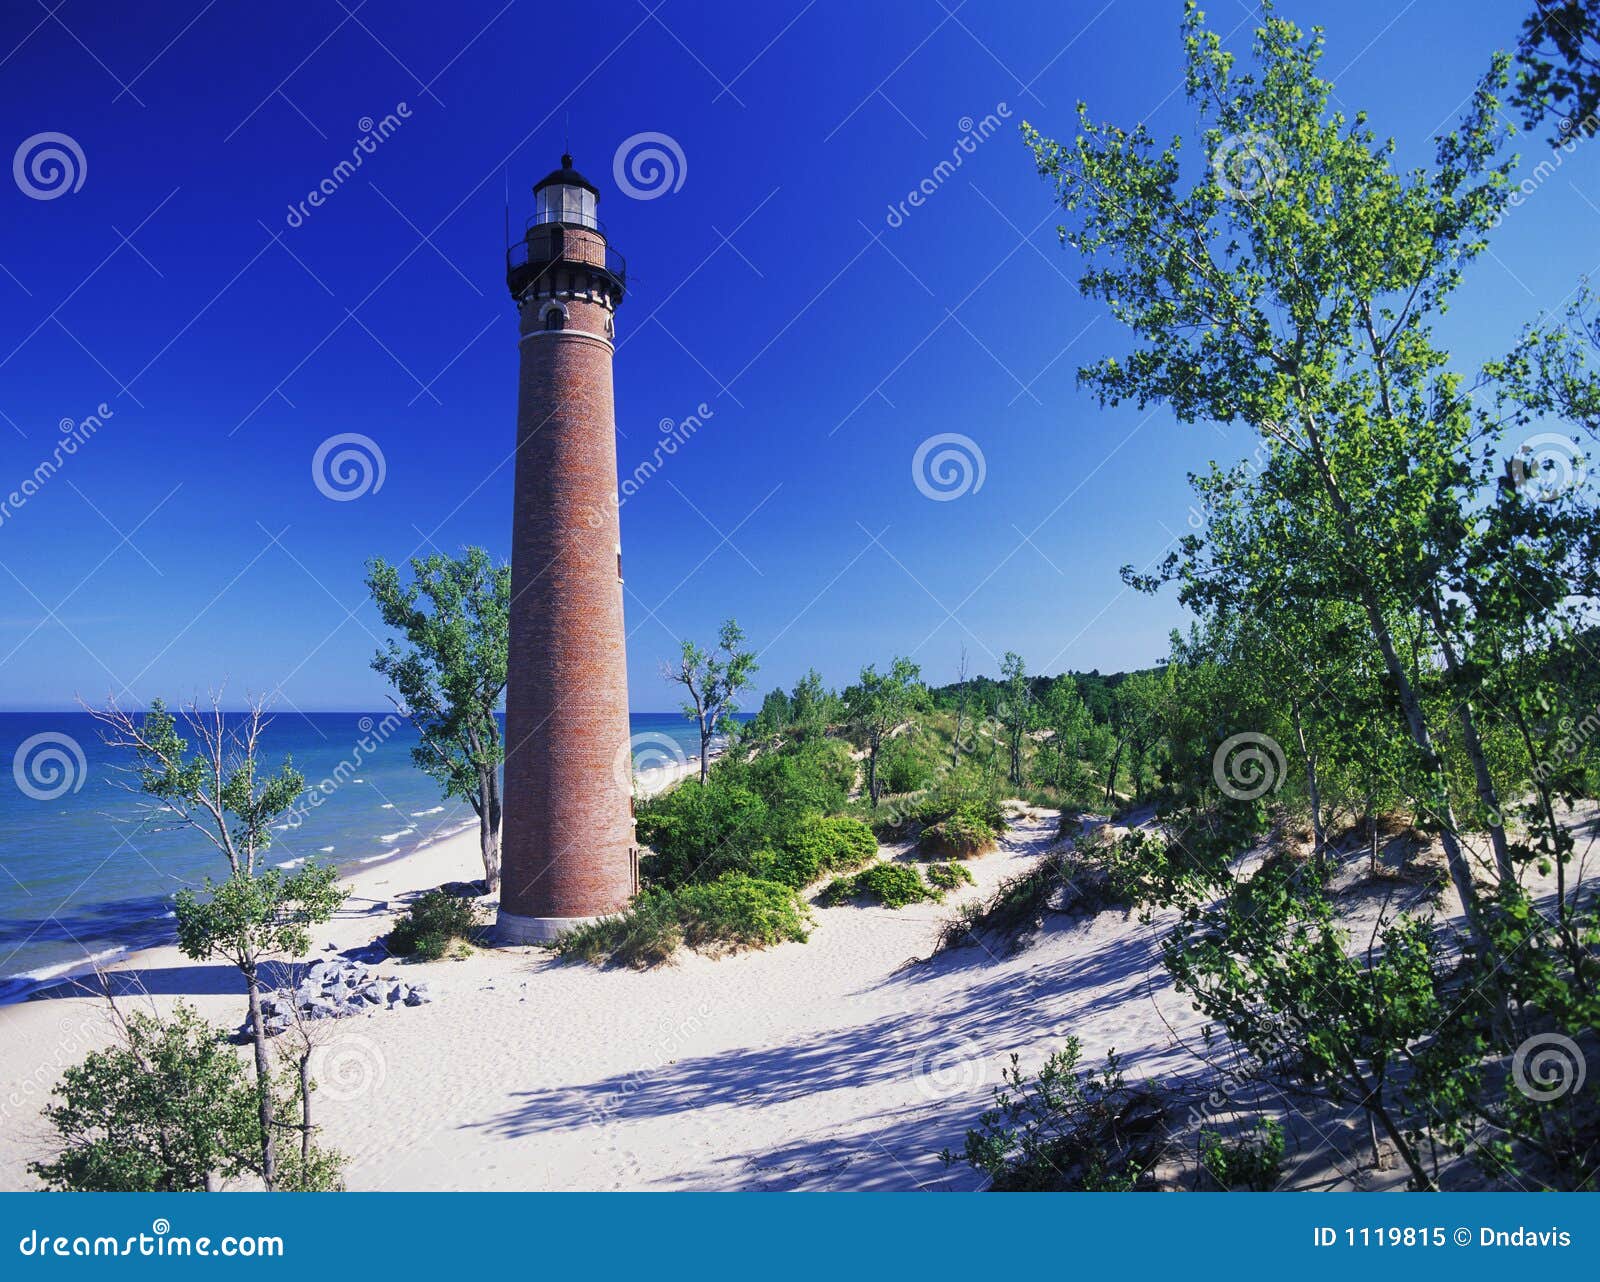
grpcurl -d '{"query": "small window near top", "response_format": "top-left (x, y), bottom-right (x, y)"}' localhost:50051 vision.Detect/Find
top-left (544, 307), bottom-right (565, 332)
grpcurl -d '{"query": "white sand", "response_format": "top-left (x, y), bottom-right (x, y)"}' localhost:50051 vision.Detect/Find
top-left (1, 807), bottom-right (1155, 1191)
top-left (4, 800), bottom-right (1589, 1191)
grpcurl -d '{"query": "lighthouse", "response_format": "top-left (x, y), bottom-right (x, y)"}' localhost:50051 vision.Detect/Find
top-left (497, 154), bottom-right (636, 944)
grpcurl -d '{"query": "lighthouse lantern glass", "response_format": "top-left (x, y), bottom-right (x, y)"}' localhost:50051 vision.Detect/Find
top-left (535, 183), bottom-right (597, 230)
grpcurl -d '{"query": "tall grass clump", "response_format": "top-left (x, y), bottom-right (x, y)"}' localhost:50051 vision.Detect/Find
top-left (555, 874), bottom-right (809, 968)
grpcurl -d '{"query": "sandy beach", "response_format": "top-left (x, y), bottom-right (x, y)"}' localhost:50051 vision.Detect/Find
top-left (0, 800), bottom-right (1164, 1192)
top-left (4, 785), bottom-right (1588, 1193)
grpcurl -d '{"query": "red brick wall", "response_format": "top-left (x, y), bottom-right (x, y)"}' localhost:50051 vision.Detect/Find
top-left (500, 277), bottom-right (634, 922)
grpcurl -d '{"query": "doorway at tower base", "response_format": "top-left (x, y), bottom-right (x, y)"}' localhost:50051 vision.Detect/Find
top-left (494, 909), bottom-right (603, 946)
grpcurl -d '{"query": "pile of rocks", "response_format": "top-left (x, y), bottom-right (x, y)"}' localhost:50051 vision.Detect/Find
top-left (246, 958), bottom-right (432, 1038)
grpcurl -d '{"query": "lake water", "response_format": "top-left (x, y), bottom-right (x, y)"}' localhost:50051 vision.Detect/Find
top-left (0, 709), bottom-right (724, 1001)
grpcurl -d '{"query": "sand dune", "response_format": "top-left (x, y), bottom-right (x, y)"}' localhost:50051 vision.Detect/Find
top-left (6, 800), bottom-right (1584, 1191)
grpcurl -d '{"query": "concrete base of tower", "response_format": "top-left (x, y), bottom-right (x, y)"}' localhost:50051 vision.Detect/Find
top-left (494, 908), bottom-right (602, 945)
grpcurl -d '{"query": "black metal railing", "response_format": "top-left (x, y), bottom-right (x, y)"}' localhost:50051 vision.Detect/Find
top-left (506, 218), bottom-right (626, 297)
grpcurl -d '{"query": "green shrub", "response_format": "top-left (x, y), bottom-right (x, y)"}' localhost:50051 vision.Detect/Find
top-left (1200, 1119), bottom-right (1285, 1191)
top-left (638, 739), bottom-right (864, 891)
top-left (742, 737), bottom-right (857, 819)
top-left (791, 814), bottom-right (878, 873)
top-left (942, 1042), bottom-right (1166, 1191)
top-left (921, 802), bottom-right (1004, 858)
top-left (31, 1004), bottom-right (262, 1192)
top-left (746, 844), bottom-right (820, 889)
top-left (674, 874), bottom-right (812, 952)
top-left (878, 732), bottom-right (939, 795)
top-left (926, 861), bottom-right (976, 892)
top-left (387, 889), bottom-right (483, 960)
top-left (922, 767), bottom-right (1006, 824)
top-left (637, 778), bottom-right (771, 889)
top-left (740, 816), bottom-right (877, 889)
top-left (821, 861), bottom-right (937, 909)
top-left (555, 875), bottom-right (808, 967)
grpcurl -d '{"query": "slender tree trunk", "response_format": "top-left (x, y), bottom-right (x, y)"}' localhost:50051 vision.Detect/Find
top-left (1294, 403), bottom-right (1487, 937)
top-left (1356, 593), bottom-right (1485, 940)
top-left (1423, 596), bottom-right (1513, 886)
top-left (1507, 696), bottom-right (1584, 978)
top-left (1104, 740), bottom-right (1124, 808)
top-left (953, 650), bottom-right (970, 769)
top-left (867, 730), bottom-right (880, 807)
top-left (699, 714), bottom-right (711, 785)
top-left (477, 768), bottom-right (502, 895)
top-left (1367, 796), bottom-right (1379, 875)
top-left (244, 961), bottom-right (277, 1189)
top-left (299, 1050), bottom-right (313, 1170)
top-left (1291, 702), bottom-right (1326, 860)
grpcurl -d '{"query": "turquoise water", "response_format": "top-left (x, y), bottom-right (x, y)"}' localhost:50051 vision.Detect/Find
top-left (0, 710), bottom-right (724, 1000)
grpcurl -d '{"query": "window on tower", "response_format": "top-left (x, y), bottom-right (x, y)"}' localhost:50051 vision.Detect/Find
top-left (544, 306), bottom-right (566, 332)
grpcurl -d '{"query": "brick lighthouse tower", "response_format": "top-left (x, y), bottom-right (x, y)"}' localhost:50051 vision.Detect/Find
top-left (498, 154), bottom-right (635, 944)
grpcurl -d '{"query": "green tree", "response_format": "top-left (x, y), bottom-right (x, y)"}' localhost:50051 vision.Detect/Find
top-left (747, 687), bottom-right (793, 740)
top-left (664, 618), bottom-right (758, 783)
top-left (1029, 0), bottom-right (1600, 1188)
top-left (1515, 0), bottom-right (1600, 141)
top-left (1114, 669), bottom-right (1166, 806)
top-left (1034, 674), bottom-right (1093, 800)
top-left (950, 646), bottom-right (972, 768)
top-left (1024, 0), bottom-right (1531, 934)
top-left (789, 668), bottom-right (839, 741)
top-left (367, 549), bottom-right (510, 894)
top-left (845, 657), bottom-right (924, 807)
top-left (31, 1003), bottom-right (259, 1192)
top-left (89, 698), bottom-right (345, 1190)
top-left (998, 652), bottom-right (1033, 787)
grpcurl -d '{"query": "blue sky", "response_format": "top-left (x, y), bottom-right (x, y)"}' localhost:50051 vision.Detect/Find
top-left (0, 0), bottom-right (1592, 712)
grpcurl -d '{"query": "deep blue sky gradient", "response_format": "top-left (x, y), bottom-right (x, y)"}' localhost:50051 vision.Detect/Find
top-left (0, 0), bottom-right (1593, 711)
